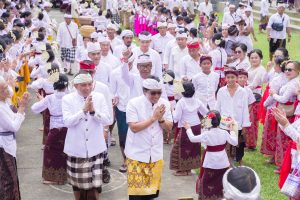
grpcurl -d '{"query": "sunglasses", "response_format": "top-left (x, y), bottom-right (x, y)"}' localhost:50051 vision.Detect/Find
top-left (285, 68), bottom-right (295, 72)
top-left (150, 90), bottom-right (162, 96)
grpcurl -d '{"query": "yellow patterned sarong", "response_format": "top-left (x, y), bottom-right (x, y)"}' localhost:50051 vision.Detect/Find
top-left (127, 159), bottom-right (164, 196)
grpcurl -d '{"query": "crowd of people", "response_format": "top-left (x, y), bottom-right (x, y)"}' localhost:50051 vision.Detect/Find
top-left (1, 0), bottom-right (300, 200)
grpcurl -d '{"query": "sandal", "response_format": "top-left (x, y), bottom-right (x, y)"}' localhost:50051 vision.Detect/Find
top-left (119, 164), bottom-right (127, 173)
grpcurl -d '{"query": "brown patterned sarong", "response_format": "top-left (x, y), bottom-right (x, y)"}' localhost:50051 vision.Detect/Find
top-left (198, 168), bottom-right (228, 200)
top-left (42, 128), bottom-right (68, 183)
top-left (170, 124), bottom-right (201, 171)
top-left (0, 148), bottom-right (21, 200)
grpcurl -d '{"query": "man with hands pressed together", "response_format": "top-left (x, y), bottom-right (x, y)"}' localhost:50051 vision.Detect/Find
top-left (62, 73), bottom-right (111, 200)
top-left (125, 77), bottom-right (173, 200)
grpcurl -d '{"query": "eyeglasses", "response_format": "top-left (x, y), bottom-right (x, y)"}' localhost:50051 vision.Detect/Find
top-left (150, 90), bottom-right (162, 96)
top-left (235, 50), bottom-right (242, 54)
top-left (285, 68), bottom-right (295, 72)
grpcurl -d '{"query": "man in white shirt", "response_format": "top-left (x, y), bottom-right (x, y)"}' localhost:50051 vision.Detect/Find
top-left (169, 31), bottom-right (189, 79)
top-left (215, 69), bottom-right (251, 165)
top-left (267, 3), bottom-right (291, 61)
top-left (113, 30), bottom-right (136, 59)
top-left (131, 31), bottom-right (163, 79)
top-left (0, 81), bottom-right (29, 200)
top-left (259, 0), bottom-right (269, 33)
top-left (180, 40), bottom-right (202, 80)
top-left (192, 55), bottom-right (219, 109)
top-left (62, 73), bottom-right (110, 199)
top-left (198, 0), bottom-right (213, 16)
top-left (42, 1), bottom-right (52, 25)
top-left (57, 14), bottom-right (79, 75)
top-left (125, 77), bottom-right (173, 200)
top-left (86, 42), bottom-right (112, 86)
top-left (151, 22), bottom-right (174, 62)
top-left (222, 4), bottom-right (239, 26)
top-left (106, 23), bottom-right (122, 53)
top-left (98, 35), bottom-right (121, 70)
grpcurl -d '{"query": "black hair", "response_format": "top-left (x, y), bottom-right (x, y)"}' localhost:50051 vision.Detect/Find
top-left (227, 167), bottom-right (258, 194)
top-left (181, 11), bottom-right (188, 17)
top-left (46, 49), bottom-right (55, 63)
top-left (235, 43), bottom-right (247, 53)
top-left (164, 70), bottom-right (175, 85)
top-left (275, 56), bottom-right (287, 73)
top-left (36, 32), bottom-right (45, 41)
top-left (1, 12), bottom-right (10, 19)
top-left (20, 11), bottom-right (31, 18)
top-left (182, 81), bottom-right (195, 98)
top-left (53, 73), bottom-right (69, 90)
top-left (176, 15), bottom-right (184, 22)
top-left (189, 28), bottom-right (197, 38)
top-left (228, 25), bottom-right (239, 36)
top-left (183, 16), bottom-right (192, 24)
top-left (139, 31), bottom-right (151, 36)
top-left (248, 49), bottom-right (263, 59)
top-left (1, 35), bottom-right (12, 46)
top-left (208, 110), bottom-right (221, 128)
top-left (105, 9), bottom-right (112, 19)
top-left (8, 30), bottom-right (22, 42)
top-left (212, 33), bottom-right (225, 48)
top-left (0, 38), bottom-right (6, 53)
top-left (24, 19), bottom-right (32, 27)
top-left (275, 47), bottom-right (289, 59)
top-left (38, 12), bottom-right (44, 21)
top-left (172, 7), bottom-right (180, 16)
top-left (0, 20), bottom-right (5, 30)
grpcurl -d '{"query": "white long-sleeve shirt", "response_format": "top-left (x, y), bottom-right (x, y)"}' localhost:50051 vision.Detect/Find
top-left (169, 46), bottom-right (189, 79)
top-left (30, 78), bottom-right (55, 95)
top-left (31, 91), bottom-right (67, 129)
top-left (151, 33), bottom-right (174, 62)
top-left (0, 101), bottom-right (25, 157)
top-left (273, 77), bottom-right (300, 104)
top-left (187, 128), bottom-right (238, 169)
top-left (261, 0), bottom-right (269, 17)
top-left (247, 65), bottom-right (267, 95)
top-left (94, 61), bottom-right (112, 86)
top-left (192, 71), bottom-right (219, 109)
top-left (57, 21), bottom-right (79, 49)
top-left (173, 97), bottom-right (208, 127)
top-left (62, 91), bottom-right (110, 158)
top-left (281, 118), bottom-right (300, 142)
top-left (179, 54), bottom-right (202, 80)
top-left (163, 39), bottom-right (177, 65)
top-left (215, 85), bottom-right (251, 130)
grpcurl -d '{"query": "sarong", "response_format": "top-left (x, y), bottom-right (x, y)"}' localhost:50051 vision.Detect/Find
top-left (246, 101), bottom-right (259, 149)
top-left (127, 159), bottom-right (163, 196)
top-left (260, 109), bottom-right (277, 156)
top-left (0, 148), bottom-right (21, 200)
top-left (275, 115), bottom-right (295, 167)
top-left (170, 124), bottom-right (201, 171)
top-left (67, 153), bottom-right (104, 190)
top-left (42, 108), bottom-right (50, 145)
top-left (61, 47), bottom-right (76, 63)
top-left (198, 168), bottom-right (228, 200)
top-left (42, 128), bottom-right (67, 183)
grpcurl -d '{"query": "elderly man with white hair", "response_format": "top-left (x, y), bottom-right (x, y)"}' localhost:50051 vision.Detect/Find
top-left (125, 76), bottom-right (173, 200)
top-left (62, 73), bottom-right (110, 200)
top-left (131, 31), bottom-right (163, 79)
top-left (86, 42), bottom-right (112, 86)
top-left (113, 30), bottom-right (136, 59)
top-left (151, 22), bottom-right (174, 62)
top-left (57, 14), bottom-right (79, 75)
top-left (0, 80), bottom-right (30, 200)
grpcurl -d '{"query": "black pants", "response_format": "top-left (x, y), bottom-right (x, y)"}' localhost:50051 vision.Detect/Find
top-left (129, 191), bottom-right (160, 200)
top-left (269, 38), bottom-right (286, 53)
top-left (236, 130), bottom-right (245, 162)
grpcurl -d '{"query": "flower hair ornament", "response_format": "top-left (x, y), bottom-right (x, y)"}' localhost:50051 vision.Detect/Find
top-left (201, 115), bottom-right (213, 129)
top-left (214, 39), bottom-right (221, 45)
top-left (207, 112), bottom-right (216, 119)
top-left (10, 31), bottom-right (16, 42)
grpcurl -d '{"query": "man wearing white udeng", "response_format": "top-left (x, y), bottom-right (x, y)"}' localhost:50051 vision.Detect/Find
top-left (125, 77), bottom-right (173, 200)
top-left (62, 73), bottom-right (110, 200)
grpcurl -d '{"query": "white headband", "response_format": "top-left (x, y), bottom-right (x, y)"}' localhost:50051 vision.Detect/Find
top-left (121, 30), bottom-right (134, 38)
top-left (142, 78), bottom-right (162, 90)
top-left (157, 21), bottom-right (167, 28)
top-left (98, 35), bottom-right (110, 43)
top-left (73, 73), bottom-right (93, 84)
top-left (138, 34), bottom-right (152, 41)
top-left (87, 42), bottom-right (101, 53)
top-left (107, 23), bottom-right (118, 31)
top-left (223, 167), bottom-right (261, 200)
top-left (167, 23), bottom-right (177, 29)
top-left (64, 14), bottom-right (72, 18)
top-left (137, 54), bottom-right (152, 64)
top-left (176, 32), bottom-right (188, 38)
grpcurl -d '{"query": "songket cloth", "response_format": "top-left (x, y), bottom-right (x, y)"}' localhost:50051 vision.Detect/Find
top-left (42, 127), bottom-right (68, 183)
top-left (260, 109), bottom-right (277, 156)
top-left (170, 124), bottom-right (201, 171)
top-left (246, 101), bottom-right (260, 149)
top-left (0, 147), bottom-right (21, 200)
top-left (127, 158), bottom-right (163, 197)
top-left (275, 115), bottom-right (295, 167)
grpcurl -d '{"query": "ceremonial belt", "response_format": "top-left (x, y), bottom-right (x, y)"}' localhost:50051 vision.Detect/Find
top-left (168, 96), bottom-right (175, 101)
top-left (0, 131), bottom-right (15, 139)
top-left (215, 67), bottom-right (224, 71)
top-left (206, 144), bottom-right (226, 152)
